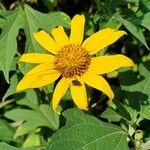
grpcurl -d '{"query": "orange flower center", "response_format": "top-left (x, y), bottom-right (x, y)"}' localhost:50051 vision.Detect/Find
top-left (54, 44), bottom-right (91, 78)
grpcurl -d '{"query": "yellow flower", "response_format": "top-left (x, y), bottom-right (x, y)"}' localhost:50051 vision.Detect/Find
top-left (17, 15), bottom-right (134, 111)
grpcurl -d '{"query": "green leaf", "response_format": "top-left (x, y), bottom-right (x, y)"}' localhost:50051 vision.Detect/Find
top-left (0, 4), bottom-right (70, 82)
top-left (120, 64), bottom-right (150, 104)
top-left (101, 107), bottom-right (122, 122)
top-left (141, 105), bottom-right (150, 120)
top-left (14, 122), bottom-right (39, 139)
top-left (119, 61), bottom-right (150, 121)
top-left (47, 109), bottom-right (129, 150)
top-left (119, 69), bottom-right (143, 110)
top-left (130, 12), bottom-right (150, 31)
top-left (39, 104), bottom-right (59, 130)
top-left (126, 0), bottom-right (139, 3)
top-left (5, 104), bottom-right (59, 130)
top-left (2, 73), bottom-right (18, 101)
top-left (20, 4), bottom-right (70, 74)
top-left (0, 7), bottom-right (23, 83)
top-left (16, 89), bottom-right (39, 109)
top-left (0, 99), bottom-right (14, 109)
top-left (93, 11), bottom-right (100, 23)
top-left (22, 4), bottom-right (70, 54)
top-left (121, 18), bottom-right (149, 50)
top-left (0, 142), bottom-right (36, 150)
top-left (141, 140), bottom-right (150, 150)
top-left (138, 62), bottom-right (150, 103)
top-left (106, 17), bottom-right (119, 29)
top-left (42, 84), bottom-right (54, 95)
top-left (23, 133), bottom-right (40, 147)
top-left (141, 0), bottom-right (150, 10)
top-left (0, 119), bottom-right (15, 142)
top-left (139, 12), bottom-right (150, 31)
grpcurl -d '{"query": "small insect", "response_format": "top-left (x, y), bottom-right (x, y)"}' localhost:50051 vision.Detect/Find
top-left (72, 80), bottom-right (82, 86)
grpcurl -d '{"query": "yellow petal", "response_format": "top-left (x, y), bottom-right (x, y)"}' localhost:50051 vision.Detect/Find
top-left (82, 28), bottom-right (126, 54)
top-left (82, 73), bottom-right (114, 100)
top-left (70, 77), bottom-right (88, 110)
top-left (17, 63), bottom-right (60, 91)
top-left (51, 26), bottom-right (69, 47)
top-left (33, 30), bottom-right (60, 54)
top-left (52, 78), bottom-right (69, 110)
top-left (18, 53), bottom-right (54, 64)
top-left (89, 54), bottom-right (134, 74)
top-left (25, 63), bottom-right (54, 76)
top-left (70, 15), bottom-right (85, 45)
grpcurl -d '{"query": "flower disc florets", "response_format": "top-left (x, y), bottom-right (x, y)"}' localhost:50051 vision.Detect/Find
top-left (54, 44), bottom-right (91, 78)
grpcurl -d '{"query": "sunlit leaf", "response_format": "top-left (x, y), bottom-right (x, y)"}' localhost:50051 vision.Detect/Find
top-left (0, 4), bottom-right (70, 82)
top-left (0, 7), bottom-right (23, 82)
top-left (0, 142), bottom-right (35, 150)
top-left (5, 104), bottom-right (59, 130)
top-left (47, 109), bottom-right (129, 150)
top-left (22, 4), bottom-right (70, 53)
top-left (101, 107), bottom-right (122, 122)
top-left (2, 73), bottom-right (18, 101)
top-left (23, 133), bottom-right (40, 147)
top-left (121, 18), bottom-right (149, 50)
top-left (0, 119), bottom-right (15, 142)
top-left (139, 12), bottom-right (150, 31)
top-left (141, 105), bottom-right (150, 120)
top-left (16, 89), bottom-right (39, 109)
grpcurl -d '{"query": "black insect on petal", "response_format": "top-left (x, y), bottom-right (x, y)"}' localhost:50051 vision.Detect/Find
top-left (72, 80), bottom-right (82, 86)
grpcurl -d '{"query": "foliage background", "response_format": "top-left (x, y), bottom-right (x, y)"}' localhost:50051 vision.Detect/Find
top-left (0, 0), bottom-right (150, 149)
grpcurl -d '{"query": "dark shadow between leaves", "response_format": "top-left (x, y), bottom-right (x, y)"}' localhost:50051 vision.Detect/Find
top-left (123, 90), bottom-right (149, 111)
top-left (115, 101), bottom-right (131, 121)
top-left (142, 61), bottom-right (150, 72)
top-left (119, 61), bottom-right (150, 112)
top-left (119, 69), bottom-right (144, 86)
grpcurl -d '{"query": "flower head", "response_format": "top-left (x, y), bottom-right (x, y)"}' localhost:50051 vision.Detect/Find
top-left (17, 15), bottom-right (134, 110)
